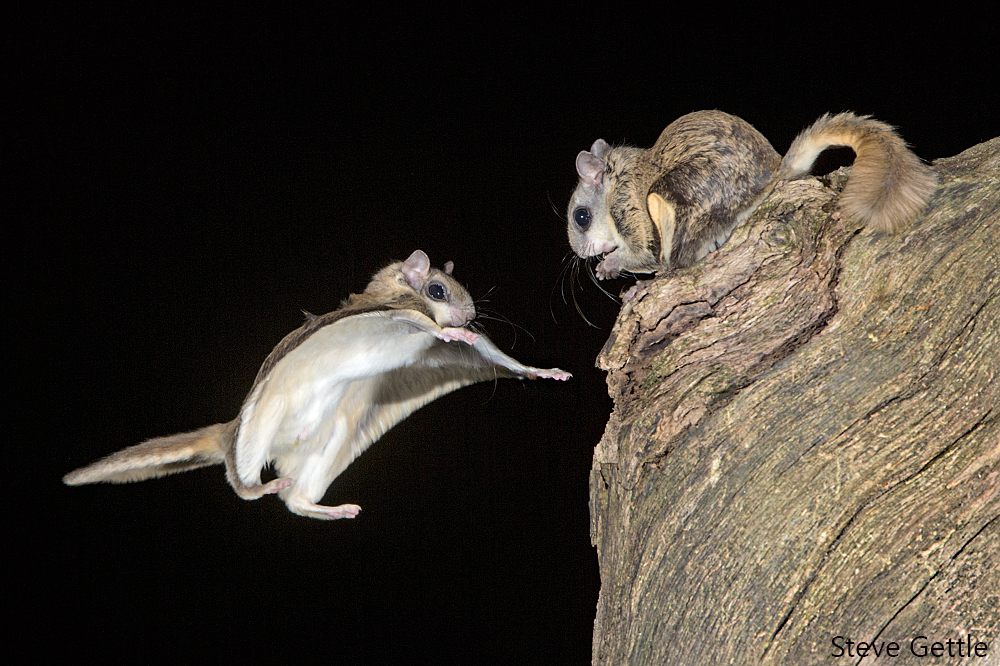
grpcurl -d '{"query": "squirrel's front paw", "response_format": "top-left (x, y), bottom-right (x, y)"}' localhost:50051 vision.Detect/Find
top-left (595, 257), bottom-right (622, 280)
top-left (437, 327), bottom-right (479, 345)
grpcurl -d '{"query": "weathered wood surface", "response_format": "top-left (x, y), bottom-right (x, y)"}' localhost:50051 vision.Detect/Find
top-left (590, 138), bottom-right (1000, 665)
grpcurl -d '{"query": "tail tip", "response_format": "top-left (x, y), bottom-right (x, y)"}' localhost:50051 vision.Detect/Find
top-left (842, 161), bottom-right (937, 233)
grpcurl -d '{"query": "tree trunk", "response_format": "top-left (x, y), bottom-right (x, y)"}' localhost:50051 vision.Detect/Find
top-left (589, 138), bottom-right (1000, 665)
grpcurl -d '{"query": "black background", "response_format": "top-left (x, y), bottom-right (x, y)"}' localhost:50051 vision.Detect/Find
top-left (11, 5), bottom-right (995, 663)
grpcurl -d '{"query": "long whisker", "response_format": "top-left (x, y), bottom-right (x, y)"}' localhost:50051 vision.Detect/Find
top-left (559, 253), bottom-right (610, 328)
top-left (472, 285), bottom-right (536, 348)
top-left (583, 259), bottom-right (620, 303)
top-left (546, 191), bottom-right (564, 218)
top-left (476, 284), bottom-right (498, 304)
top-left (549, 190), bottom-right (618, 327)
top-left (551, 251), bottom-right (578, 325)
top-left (466, 321), bottom-right (501, 402)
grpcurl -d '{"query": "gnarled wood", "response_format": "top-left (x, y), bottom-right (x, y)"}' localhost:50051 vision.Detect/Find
top-left (590, 138), bottom-right (1000, 665)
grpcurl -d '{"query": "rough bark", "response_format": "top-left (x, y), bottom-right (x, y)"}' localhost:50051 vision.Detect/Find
top-left (590, 138), bottom-right (1000, 665)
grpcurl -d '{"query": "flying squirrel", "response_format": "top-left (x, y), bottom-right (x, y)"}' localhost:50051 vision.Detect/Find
top-left (567, 110), bottom-right (938, 278)
top-left (64, 250), bottom-right (571, 520)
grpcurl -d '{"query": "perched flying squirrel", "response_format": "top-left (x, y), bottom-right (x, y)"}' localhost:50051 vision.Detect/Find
top-left (567, 110), bottom-right (937, 278)
top-left (64, 250), bottom-right (571, 520)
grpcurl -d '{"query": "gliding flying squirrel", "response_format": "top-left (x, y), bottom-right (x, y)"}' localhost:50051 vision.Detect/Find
top-left (64, 250), bottom-right (571, 520)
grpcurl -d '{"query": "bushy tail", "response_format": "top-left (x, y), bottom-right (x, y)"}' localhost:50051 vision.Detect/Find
top-left (63, 422), bottom-right (231, 485)
top-left (777, 112), bottom-right (937, 233)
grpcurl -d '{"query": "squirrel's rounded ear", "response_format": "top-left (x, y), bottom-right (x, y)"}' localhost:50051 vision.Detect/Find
top-left (576, 150), bottom-right (606, 187)
top-left (401, 250), bottom-right (431, 287)
top-left (590, 139), bottom-right (611, 159)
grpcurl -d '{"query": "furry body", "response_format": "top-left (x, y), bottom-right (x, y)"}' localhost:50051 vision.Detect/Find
top-left (567, 110), bottom-right (937, 278)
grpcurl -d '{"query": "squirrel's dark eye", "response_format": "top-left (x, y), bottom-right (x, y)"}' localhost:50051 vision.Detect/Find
top-left (573, 207), bottom-right (591, 230)
top-left (428, 283), bottom-right (447, 301)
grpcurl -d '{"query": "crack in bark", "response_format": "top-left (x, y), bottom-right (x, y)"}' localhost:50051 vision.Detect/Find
top-left (768, 492), bottom-right (869, 645)
top-left (859, 514), bottom-right (998, 666)
top-left (768, 406), bottom-right (997, 656)
top-left (860, 577), bottom-right (935, 666)
top-left (860, 290), bottom-right (994, 428)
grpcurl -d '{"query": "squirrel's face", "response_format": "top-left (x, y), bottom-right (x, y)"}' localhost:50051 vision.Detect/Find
top-left (567, 144), bottom-right (622, 261)
top-left (368, 250), bottom-right (477, 328)
top-left (568, 183), bottom-right (620, 260)
top-left (419, 272), bottom-right (475, 328)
